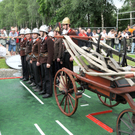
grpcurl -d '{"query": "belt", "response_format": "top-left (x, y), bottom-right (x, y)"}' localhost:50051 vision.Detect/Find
top-left (32, 54), bottom-right (38, 59)
top-left (39, 52), bottom-right (48, 57)
top-left (20, 47), bottom-right (26, 50)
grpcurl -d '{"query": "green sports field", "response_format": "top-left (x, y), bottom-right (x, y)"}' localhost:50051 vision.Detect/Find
top-left (0, 78), bottom-right (133, 135)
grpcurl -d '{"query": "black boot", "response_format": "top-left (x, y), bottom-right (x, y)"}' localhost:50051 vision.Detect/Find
top-left (38, 90), bottom-right (45, 95)
top-left (22, 78), bottom-right (29, 81)
top-left (26, 80), bottom-right (32, 84)
top-left (42, 93), bottom-right (52, 98)
top-left (30, 82), bottom-right (36, 87)
top-left (20, 77), bottom-right (24, 80)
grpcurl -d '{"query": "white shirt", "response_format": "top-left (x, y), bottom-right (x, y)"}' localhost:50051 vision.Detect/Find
top-left (4, 30), bottom-right (8, 37)
top-left (101, 32), bottom-right (107, 43)
top-left (122, 33), bottom-right (128, 38)
top-left (108, 32), bottom-right (114, 38)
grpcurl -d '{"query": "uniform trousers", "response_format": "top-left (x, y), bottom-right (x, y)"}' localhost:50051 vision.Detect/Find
top-left (32, 61), bottom-right (41, 88)
top-left (21, 55), bottom-right (29, 79)
top-left (27, 59), bottom-right (35, 83)
top-left (41, 63), bottom-right (53, 95)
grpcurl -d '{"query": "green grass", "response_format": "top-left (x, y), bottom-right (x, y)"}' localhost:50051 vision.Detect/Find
top-left (0, 58), bottom-right (10, 69)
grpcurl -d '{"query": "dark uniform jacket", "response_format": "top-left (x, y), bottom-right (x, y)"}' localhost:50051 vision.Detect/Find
top-left (31, 38), bottom-right (42, 62)
top-left (25, 38), bottom-right (33, 61)
top-left (37, 36), bottom-right (54, 65)
top-left (53, 38), bottom-right (63, 60)
top-left (20, 37), bottom-right (27, 56)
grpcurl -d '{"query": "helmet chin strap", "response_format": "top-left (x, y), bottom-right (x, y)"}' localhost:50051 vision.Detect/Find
top-left (66, 24), bottom-right (68, 30)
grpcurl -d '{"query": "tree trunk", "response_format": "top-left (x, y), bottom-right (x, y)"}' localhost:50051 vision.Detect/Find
top-left (31, 22), bottom-right (33, 30)
top-left (130, 1), bottom-right (133, 26)
top-left (88, 13), bottom-right (90, 27)
top-left (101, 12), bottom-right (104, 31)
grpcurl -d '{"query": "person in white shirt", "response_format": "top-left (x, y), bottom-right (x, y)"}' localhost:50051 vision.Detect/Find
top-left (122, 30), bottom-right (130, 51)
top-left (108, 29), bottom-right (115, 48)
top-left (100, 29), bottom-right (108, 43)
top-left (92, 30), bottom-right (99, 39)
top-left (122, 30), bottom-right (129, 38)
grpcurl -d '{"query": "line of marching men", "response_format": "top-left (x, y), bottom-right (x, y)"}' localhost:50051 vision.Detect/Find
top-left (19, 17), bottom-right (77, 98)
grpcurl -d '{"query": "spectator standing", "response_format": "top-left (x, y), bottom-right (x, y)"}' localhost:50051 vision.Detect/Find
top-left (97, 28), bottom-right (101, 35)
top-left (108, 29), bottom-right (115, 48)
top-left (0, 29), bottom-right (8, 47)
top-left (130, 26), bottom-right (135, 53)
top-left (100, 29), bottom-right (108, 43)
top-left (93, 30), bottom-right (99, 39)
top-left (122, 30), bottom-right (129, 51)
top-left (117, 31), bottom-right (122, 52)
top-left (87, 28), bottom-right (93, 37)
top-left (15, 27), bottom-right (20, 54)
top-left (3, 27), bottom-right (8, 37)
top-left (9, 28), bottom-right (18, 56)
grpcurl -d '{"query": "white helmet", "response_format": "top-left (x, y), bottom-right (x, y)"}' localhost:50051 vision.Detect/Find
top-left (25, 28), bottom-right (31, 35)
top-left (48, 31), bottom-right (54, 37)
top-left (32, 28), bottom-right (39, 34)
top-left (39, 25), bottom-right (48, 33)
top-left (20, 29), bottom-right (25, 35)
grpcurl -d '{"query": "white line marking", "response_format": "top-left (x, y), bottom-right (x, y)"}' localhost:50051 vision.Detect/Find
top-left (78, 91), bottom-right (91, 98)
top-left (20, 81), bottom-right (44, 104)
top-left (34, 124), bottom-right (45, 135)
top-left (56, 120), bottom-right (73, 135)
top-left (0, 131), bottom-right (1, 135)
top-left (82, 93), bottom-right (91, 98)
top-left (80, 104), bottom-right (89, 107)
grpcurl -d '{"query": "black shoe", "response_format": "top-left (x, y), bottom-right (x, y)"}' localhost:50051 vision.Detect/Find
top-left (38, 91), bottom-right (45, 95)
top-left (42, 93), bottom-right (52, 98)
top-left (32, 86), bottom-right (38, 89)
top-left (22, 78), bottom-right (29, 81)
top-left (20, 77), bottom-right (24, 80)
top-left (26, 80), bottom-right (32, 84)
top-left (30, 83), bottom-right (36, 87)
top-left (34, 88), bottom-right (41, 92)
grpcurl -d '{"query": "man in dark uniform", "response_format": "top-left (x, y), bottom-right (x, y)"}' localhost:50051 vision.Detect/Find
top-left (52, 23), bottom-right (63, 78)
top-left (20, 29), bottom-right (29, 81)
top-left (25, 28), bottom-right (35, 85)
top-left (30, 28), bottom-right (42, 92)
top-left (62, 17), bottom-right (77, 71)
top-left (37, 25), bottom-right (54, 98)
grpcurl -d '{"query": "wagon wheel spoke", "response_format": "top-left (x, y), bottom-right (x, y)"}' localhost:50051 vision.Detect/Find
top-left (119, 130), bottom-right (131, 134)
top-left (56, 93), bottom-right (63, 97)
top-left (126, 112), bottom-right (135, 129)
top-left (68, 93), bottom-right (75, 101)
top-left (60, 95), bottom-right (66, 106)
top-left (60, 72), bottom-right (67, 89)
top-left (68, 95), bottom-right (74, 109)
top-left (64, 96), bottom-right (67, 112)
top-left (55, 85), bottom-right (66, 91)
top-left (110, 100), bottom-right (112, 106)
top-left (68, 88), bottom-right (74, 92)
top-left (67, 96), bottom-right (70, 113)
top-left (57, 76), bottom-right (66, 90)
top-left (120, 118), bottom-right (133, 131)
top-left (104, 97), bottom-right (106, 103)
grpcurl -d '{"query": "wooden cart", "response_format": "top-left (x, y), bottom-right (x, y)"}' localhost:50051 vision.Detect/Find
top-left (54, 35), bottom-right (135, 135)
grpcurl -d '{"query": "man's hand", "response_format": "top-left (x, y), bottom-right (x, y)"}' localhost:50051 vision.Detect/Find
top-left (57, 58), bottom-right (60, 62)
top-left (69, 56), bottom-right (74, 62)
top-left (36, 62), bottom-right (40, 66)
top-left (46, 63), bottom-right (51, 68)
top-left (30, 60), bottom-right (32, 64)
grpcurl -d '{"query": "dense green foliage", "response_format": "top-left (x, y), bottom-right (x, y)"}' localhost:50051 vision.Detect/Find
top-left (0, 0), bottom-right (134, 30)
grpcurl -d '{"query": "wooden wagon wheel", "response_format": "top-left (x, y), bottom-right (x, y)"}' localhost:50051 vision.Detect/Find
top-left (97, 94), bottom-right (119, 107)
top-left (54, 69), bottom-right (78, 116)
top-left (116, 109), bottom-right (135, 135)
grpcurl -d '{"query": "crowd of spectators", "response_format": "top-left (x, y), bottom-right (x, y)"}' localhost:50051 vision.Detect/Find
top-left (74, 25), bottom-right (135, 53)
